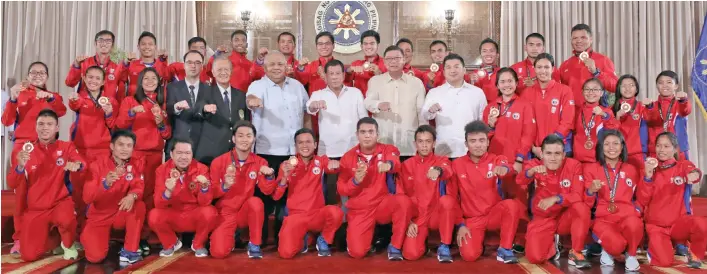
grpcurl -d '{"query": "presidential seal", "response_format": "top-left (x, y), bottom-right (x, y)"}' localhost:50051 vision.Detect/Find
top-left (315, 1), bottom-right (379, 54)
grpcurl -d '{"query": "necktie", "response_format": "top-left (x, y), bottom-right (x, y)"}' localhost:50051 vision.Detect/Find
top-left (189, 85), bottom-right (195, 105)
top-left (223, 90), bottom-right (231, 116)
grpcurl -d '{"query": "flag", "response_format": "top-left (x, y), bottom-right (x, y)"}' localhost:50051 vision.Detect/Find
top-left (691, 13), bottom-right (707, 121)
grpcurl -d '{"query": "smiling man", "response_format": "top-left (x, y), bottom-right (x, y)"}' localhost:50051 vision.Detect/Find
top-left (65, 30), bottom-right (127, 100)
top-left (346, 30), bottom-right (387, 97)
top-left (205, 30), bottom-right (267, 92)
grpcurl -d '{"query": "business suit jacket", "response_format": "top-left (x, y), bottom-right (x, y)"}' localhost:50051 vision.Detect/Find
top-left (166, 80), bottom-right (210, 149)
top-left (195, 84), bottom-right (250, 165)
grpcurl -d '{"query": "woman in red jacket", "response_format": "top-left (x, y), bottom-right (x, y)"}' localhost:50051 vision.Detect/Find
top-left (638, 132), bottom-right (705, 269)
top-left (643, 71), bottom-right (691, 161)
top-left (117, 67), bottom-right (171, 220)
top-left (612, 75), bottom-right (648, 171)
top-left (572, 78), bottom-right (619, 164)
top-left (583, 129), bottom-right (641, 271)
top-left (1, 61), bottom-right (67, 254)
top-left (483, 67), bottom-right (535, 222)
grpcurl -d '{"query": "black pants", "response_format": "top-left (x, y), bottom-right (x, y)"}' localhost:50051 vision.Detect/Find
top-left (255, 154), bottom-right (290, 247)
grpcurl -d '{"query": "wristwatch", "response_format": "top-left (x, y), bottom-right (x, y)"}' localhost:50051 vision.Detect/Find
top-left (130, 193), bottom-right (138, 200)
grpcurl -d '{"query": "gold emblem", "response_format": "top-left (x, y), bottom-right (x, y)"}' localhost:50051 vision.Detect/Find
top-left (238, 109), bottom-right (244, 120)
top-left (489, 108), bottom-right (500, 118)
top-left (429, 63), bottom-right (439, 72)
top-left (170, 169), bottom-right (180, 179)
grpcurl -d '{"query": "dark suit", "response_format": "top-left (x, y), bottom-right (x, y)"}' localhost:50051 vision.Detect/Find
top-left (166, 80), bottom-right (210, 149)
top-left (194, 84), bottom-right (250, 165)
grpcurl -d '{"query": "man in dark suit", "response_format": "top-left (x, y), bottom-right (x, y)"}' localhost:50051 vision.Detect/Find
top-left (194, 56), bottom-right (250, 165)
top-left (166, 50), bottom-right (210, 157)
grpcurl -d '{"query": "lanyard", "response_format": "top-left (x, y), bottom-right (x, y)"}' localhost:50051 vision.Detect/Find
top-left (657, 98), bottom-right (676, 132)
top-left (602, 163), bottom-right (622, 202)
top-left (497, 100), bottom-right (515, 117)
top-left (580, 109), bottom-right (597, 138)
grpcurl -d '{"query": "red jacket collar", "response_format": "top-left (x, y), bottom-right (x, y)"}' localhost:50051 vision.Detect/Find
top-left (573, 47), bottom-right (594, 57)
top-left (229, 150), bottom-right (259, 165)
top-left (658, 158), bottom-right (677, 168)
top-left (495, 94), bottom-right (518, 104)
top-left (413, 152), bottom-right (436, 163)
top-left (465, 152), bottom-right (490, 163)
top-left (355, 144), bottom-right (384, 157)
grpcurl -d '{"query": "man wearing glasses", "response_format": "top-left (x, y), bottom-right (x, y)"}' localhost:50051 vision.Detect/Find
top-left (65, 30), bottom-right (127, 100)
top-left (364, 45), bottom-right (426, 163)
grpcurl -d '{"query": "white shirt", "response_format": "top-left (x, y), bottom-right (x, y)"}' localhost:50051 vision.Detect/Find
top-left (421, 82), bottom-right (487, 158)
top-left (364, 73), bottom-right (426, 156)
top-left (306, 85), bottom-right (367, 158)
top-left (174, 79), bottom-right (201, 114)
top-left (247, 76), bottom-right (309, 156)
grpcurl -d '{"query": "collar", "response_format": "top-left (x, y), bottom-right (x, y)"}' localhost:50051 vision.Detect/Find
top-left (318, 56), bottom-right (333, 65)
top-left (286, 55), bottom-right (296, 65)
top-left (573, 47), bottom-right (594, 57)
top-left (231, 150), bottom-right (258, 165)
top-left (414, 152), bottom-right (436, 163)
top-left (658, 95), bottom-right (676, 102)
top-left (620, 97), bottom-right (637, 104)
top-left (524, 58), bottom-right (535, 67)
top-left (386, 73), bottom-right (407, 83)
top-left (355, 144), bottom-right (384, 157)
top-left (584, 102), bottom-right (600, 108)
top-left (495, 94), bottom-right (518, 104)
top-left (217, 84), bottom-right (231, 94)
top-left (36, 139), bottom-right (58, 150)
top-left (365, 54), bottom-right (381, 64)
top-left (403, 63), bottom-right (413, 71)
top-left (185, 78), bottom-right (199, 88)
top-left (444, 81), bottom-right (469, 89)
top-left (326, 85), bottom-right (348, 94)
top-left (466, 152), bottom-right (490, 164)
top-left (264, 76), bottom-right (289, 87)
top-left (538, 79), bottom-right (557, 90)
top-left (93, 54), bottom-right (113, 67)
top-left (658, 158), bottom-right (678, 169)
top-left (168, 158), bottom-right (198, 173)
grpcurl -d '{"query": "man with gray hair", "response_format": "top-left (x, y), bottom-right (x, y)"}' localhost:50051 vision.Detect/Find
top-left (246, 50), bottom-right (311, 247)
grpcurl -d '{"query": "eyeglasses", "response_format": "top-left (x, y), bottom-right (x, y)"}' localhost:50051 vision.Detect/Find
top-left (316, 42), bottom-right (333, 46)
top-left (96, 38), bottom-right (113, 44)
top-left (620, 84), bottom-right (636, 88)
top-left (583, 88), bottom-right (603, 93)
top-left (29, 71), bottom-right (47, 77)
top-left (185, 61), bottom-right (203, 66)
top-left (384, 57), bottom-right (403, 62)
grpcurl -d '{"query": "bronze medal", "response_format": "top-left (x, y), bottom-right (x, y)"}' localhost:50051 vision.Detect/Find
top-left (429, 63), bottom-right (439, 72)
top-left (22, 142), bottom-right (34, 153)
top-left (98, 96), bottom-right (110, 106)
top-left (189, 181), bottom-right (197, 190)
top-left (607, 202), bottom-right (617, 213)
top-left (489, 107), bottom-right (500, 118)
top-left (584, 140), bottom-right (594, 150)
top-left (170, 169), bottom-right (180, 178)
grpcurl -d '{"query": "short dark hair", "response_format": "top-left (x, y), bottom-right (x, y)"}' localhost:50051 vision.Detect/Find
top-left (294, 128), bottom-right (316, 142)
top-left (138, 31), bottom-right (157, 45)
top-left (479, 38), bottom-right (499, 52)
top-left (356, 117), bottom-right (378, 132)
top-left (430, 40), bottom-right (448, 51)
top-left (188, 36), bottom-right (207, 48)
top-left (534, 53), bottom-right (555, 67)
top-left (571, 24), bottom-right (593, 36)
top-left (655, 132), bottom-right (680, 160)
top-left (443, 53), bottom-right (465, 67)
top-left (360, 30), bottom-right (380, 44)
top-left (525, 33), bottom-right (545, 44)
top-left (495, 67), bottom-right (518, 95)
top-left (395, 38), bottom-right (414, 51)
top-left (232, 120), bottom-right (256, 136)
top-left (324, 59), bottom-right (345, 74)
top-left (414, 125), bottom-right (436, 141)
top-left (315, 31), bottom-right (335, 44)
top-left (94, 30), bottom-right (115, 42)
top-left (582, 78), bottom-right (608, 106)
top-left (111, 129), bottom-right (136, 144)
top-left (231, 30), bottom-right (247, 40)
top-left (170, 137), bottom-right (193, 151)
top-left (541, 134), bottom-right (565, 151)
top-left (85, 65), bottom-right (106, 78)
top-left (183, 50), bottom-right (205, 62)
top-left (28, 61), bottom-right (49, 76)
top-left (37, 109), bottom-right (58, 123)
top-left (383, 45), bottom-right (403, 57)
top-left (613, 74), bottom-right (640, 115)
top-left (464, 120), bottom-right (490, 139)
top-left (595, 129), bottom-right (628, 165)
top-left (656, 70), bottom-right (679, 85)
top-left (278, 32), bottom-right (296, 44)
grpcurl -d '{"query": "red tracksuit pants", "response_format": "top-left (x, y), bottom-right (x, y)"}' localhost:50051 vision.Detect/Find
top-left (20, 198), bottom-right (77, 262)
top-left (148, 206), bottom-right (218, 250)
top-left (346, 194), bottom-right (412, 259)
top-left (646, 215), bottom-right (707, 267)
top-left (75, 148), bottom-right (111, 236)
top-left (525, 202), bottom-right (591, 264)
top-left (402, 195), bottom-right (457, 260)
top-left (81, 201), bottom-right (146, 263)
top-left (459, 199), bottom-right (521, 262)
top-left (134, 150), bottom-right (162, 211)
top-left (210, 197), bottom-right (264, 259)
top-left (278, 205), bottom-right (344, 259)
top-left (593, 215), bottom-right (643, 257)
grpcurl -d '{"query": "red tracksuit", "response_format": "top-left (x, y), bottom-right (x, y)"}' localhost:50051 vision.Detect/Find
top-left (81, 156), bottom-right (146, 263)
top-left (336, 144), bottom-right (412, 259)
top-left (274, 155), bottom-right (344, 259)
top-left (518, 158), bottom-right (590, 264)
top-left (572, 103), bottom-right (620, 163)
top-left (583, 162), bottom-right (642, 257)
top-left (204, 52), bottom-right (265, 92)
top-left (116, 93), bottom-right (171, 212)
top-left (452, 153), bottom-right (521, 262)
top-left (8, 140), bottom-right (86, 262)
top-left (509, 58), bottom-right (561, 96)
top-left (470, 66), bottom-right (501, 104)
top-left (558, 49), bottom-right (618, 108)
top-left (399, 154), bottom-right (455, 260)
top-left (209, 152), bottom-right (277, 258)
top-left (644, 96), bottom-right (692, 160)
top-left (346, 55), bottom-right (387, 97)
top-left (1, 86), bottom-right (67, 143)
top-left (122, 59), bottom-right (170, 102)
top-left (637, 159), bottom-right (706, 267)
top-left (167, 62), bottom-right (213, 84)
top-left (402, 63), bottom-right (425, 86)
top-left (616, 98), bottom-right (648, 170)
top-left (65, 55), bottom-right (127, 100)
top-left (483, 95), bottom-right (536, 209)
top-left (520, 80), bottom-right (576, 148)
top-left (148, 159), bottom-right (218, 250)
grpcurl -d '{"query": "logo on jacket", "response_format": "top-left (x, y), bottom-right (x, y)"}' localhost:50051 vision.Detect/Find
top-left (673, 176), bottom-right (684, 185)
top-left (578, 175), bottom-right (584, 182)
top-left (126, 173), bottom-right (134, 181)
top-left (56, 157), bottom-right (65, 166)
top-left (633, 113), bottom-right (640, 120)
top-left (626, 178), bottom-right (633, 187)
top-left (619, 171), bottom-right (625, 179)
top-left (560, 179), bottom-right (571, 188)
top-left (512, 113), bottom-right (520, 120)
top-left (551, 99), bottom-right (559, 106)
top-left (108, 74), bottom-right (115, 81)
top-left (486, 171), bottom-right (494, 178)
top-left (249, 171), bottom-right (257, 179)
top-left (313, 167), bottom-right (321, 175)
top-left (315, 1), bottom-right (380, 54)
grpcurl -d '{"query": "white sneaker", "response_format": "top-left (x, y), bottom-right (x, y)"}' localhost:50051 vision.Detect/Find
top-left (625, 254), bottom-right (640, 271)
top-left (600, 250), bottom-right (614, 266)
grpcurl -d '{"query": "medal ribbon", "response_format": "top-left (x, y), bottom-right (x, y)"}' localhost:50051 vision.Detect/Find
top-left (657, 98), bottom-right (676, 132)
top-left (581, 109), bottom-right (597, 138)
top-left (497, 100), bottom-right (515, 117)
top-left (602, 163), bottom-right (622, 203)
